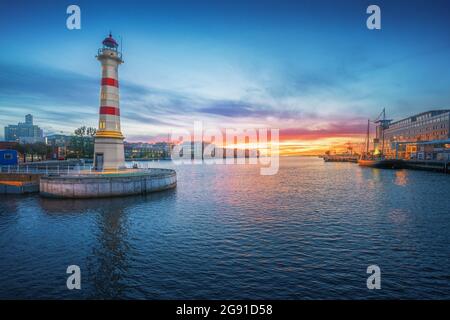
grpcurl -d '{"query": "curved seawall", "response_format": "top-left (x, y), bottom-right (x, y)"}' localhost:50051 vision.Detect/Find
top-left (40, 169), bottom-right (176, 198)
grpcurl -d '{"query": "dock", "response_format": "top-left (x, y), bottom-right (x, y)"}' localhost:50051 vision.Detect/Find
top-left (357, 159), bottom-right (450, 173)
top-left (0, 173), bottom-right (41, 194)
top-left (404, 160), bottom-right (450, 174)
top-left (323, 155), bottom-right (358, 163)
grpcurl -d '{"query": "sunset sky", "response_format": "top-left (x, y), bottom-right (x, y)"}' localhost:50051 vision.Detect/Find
top-left (1, 0), bottom-right (449, 155)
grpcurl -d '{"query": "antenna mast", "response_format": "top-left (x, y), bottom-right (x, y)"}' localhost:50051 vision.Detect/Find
top-left (120, 35), bottom-right (123, 57)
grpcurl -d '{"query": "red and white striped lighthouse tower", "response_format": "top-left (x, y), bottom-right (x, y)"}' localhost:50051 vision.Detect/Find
top-left (93, 33), bottom-right (125, 171)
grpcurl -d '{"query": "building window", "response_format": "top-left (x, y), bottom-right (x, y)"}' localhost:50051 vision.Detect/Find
top-left (99, 121), bottom-right (106, 129)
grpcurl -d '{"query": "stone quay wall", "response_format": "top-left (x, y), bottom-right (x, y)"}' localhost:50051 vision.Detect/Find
top-left (40, 169), bottom-right (176, 198)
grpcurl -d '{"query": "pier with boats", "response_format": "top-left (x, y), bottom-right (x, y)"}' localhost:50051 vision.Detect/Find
top-left (322, 108), bottom-right (450, 173)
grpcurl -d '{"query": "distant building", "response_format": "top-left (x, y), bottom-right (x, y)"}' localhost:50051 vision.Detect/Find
top-left (46, 134), bottom-right (72, 160)
top-left (171, 141), bottom-right (259, 160)
top-left (124, 142), bottom-right (173, 159)
top-left (379, 110), bottom-right (450, 160)
top-left (0, 141), bottom-right (20, 150)
top-left (46, 134), bottom-right (72, 147)
top-left (4, 114), bottom-right (44, 143)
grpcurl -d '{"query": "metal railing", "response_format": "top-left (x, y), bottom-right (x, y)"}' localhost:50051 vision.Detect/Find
top-left (0, 162), bottom-right (158, 176)
top-left (0, 164), bottom-right (94, 175)
top-left (97, 48), bottom-right (123, 60)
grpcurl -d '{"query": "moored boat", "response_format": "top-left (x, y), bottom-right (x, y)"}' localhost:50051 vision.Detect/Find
top-left (358, 158), bottom-right (404, 169)
top-left (358, 110), bottom-right (405, 169)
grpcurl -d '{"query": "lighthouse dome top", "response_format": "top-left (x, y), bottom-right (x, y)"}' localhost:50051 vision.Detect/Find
top-left (102, 33), bottom-right (118, 49)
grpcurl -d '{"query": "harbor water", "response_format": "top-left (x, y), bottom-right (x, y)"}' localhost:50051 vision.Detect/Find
top-left (0, 157), bottom-right (449, 299)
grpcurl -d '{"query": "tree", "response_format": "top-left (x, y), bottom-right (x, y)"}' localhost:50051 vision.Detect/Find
top-left (86, 127), bottom-right (96, 137)
top-left (24, 143), bottom-right (34, 162)
top-left (16, 142), bottom-right (52, 162)
top-left (15, 143), bottom-right (26, 162)
top-left (33, 142), bottom-right (52, 160)
top-left (70, 126), bottom-right (97, 159)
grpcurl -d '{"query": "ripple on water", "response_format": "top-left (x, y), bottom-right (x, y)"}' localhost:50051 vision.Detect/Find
top-left (0, 157), bottom-right (449, 299)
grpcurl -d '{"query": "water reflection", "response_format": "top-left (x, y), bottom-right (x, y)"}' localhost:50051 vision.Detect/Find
top-left (388, 208), bottom-right (410, 224)
top-left (88, 201), bottom-right (130, 299)
top-left (0, 195), bottom-right (21, 214)
top-left (37, 191), bottom-right (176, 298)
top-left (0, 195), bottom-right (25, 224)
top-left (37, 188), bottom-right (176, 217)
top-left (394, 170), bottom-right (409, 186)
top-left (1, 158), bottom-right (450, 299)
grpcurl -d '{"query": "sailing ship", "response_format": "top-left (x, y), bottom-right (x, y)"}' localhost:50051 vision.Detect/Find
top-left (358, 109), bottom-right (404, 169)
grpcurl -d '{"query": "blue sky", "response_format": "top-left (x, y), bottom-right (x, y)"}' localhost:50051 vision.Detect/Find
top-left (0, 0), bottom-right (449, 153)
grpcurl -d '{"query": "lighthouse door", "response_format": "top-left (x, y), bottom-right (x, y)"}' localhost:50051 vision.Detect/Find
top-left (95, 153), bottom-right (104, 171)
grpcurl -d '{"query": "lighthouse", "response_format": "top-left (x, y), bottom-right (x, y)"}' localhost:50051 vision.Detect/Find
top-left (93, 33), bottom-right (125, 171)
top-left (40, 33), bottom-right (178, 198)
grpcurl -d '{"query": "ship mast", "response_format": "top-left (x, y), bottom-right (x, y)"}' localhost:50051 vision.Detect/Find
top-left (374, 108), bottom-right (391, 158)
top-left (381, 108), bottom-right (385, 155)
top-left (366, 119), bottom-right (370, 157)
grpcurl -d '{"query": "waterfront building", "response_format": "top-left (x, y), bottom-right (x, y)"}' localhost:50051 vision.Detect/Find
top-left (4, 114), bottom-right (44, 143)
top-left (93, 33), bottom-right (125, 170)
top-left (124, 142), bottom-right (173, 159)
top-left (379, 110), bottom-right (450, 160)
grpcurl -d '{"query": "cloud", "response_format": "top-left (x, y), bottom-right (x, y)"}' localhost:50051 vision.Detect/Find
top-left (280, 120), bottom-right (367, 141)
top-left (0, 63), bottom-right (97, 105)
top-left (0, 60), bottom-right (384, 144)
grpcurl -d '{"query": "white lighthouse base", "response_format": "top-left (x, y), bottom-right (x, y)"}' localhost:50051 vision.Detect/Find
top-left (93, 137), bottom-right (125, 171)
